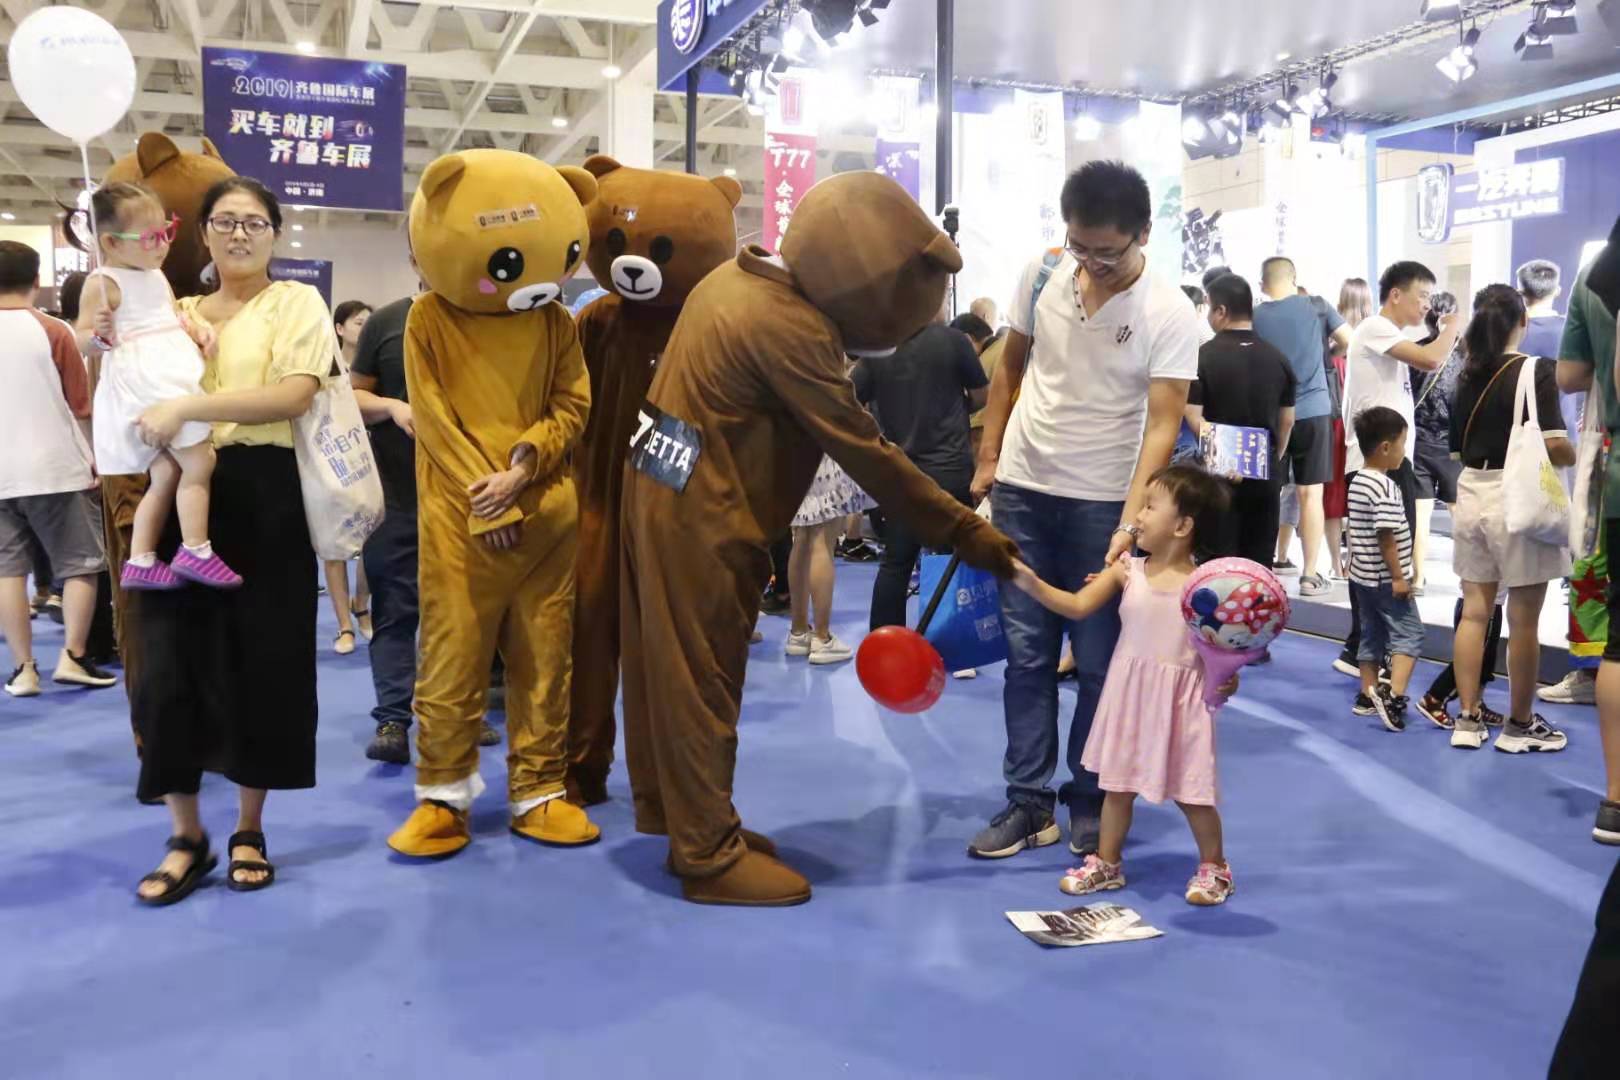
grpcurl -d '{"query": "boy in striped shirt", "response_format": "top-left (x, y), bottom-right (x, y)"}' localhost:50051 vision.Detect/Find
top-left (1347, 406), bottom-right (1424, 731)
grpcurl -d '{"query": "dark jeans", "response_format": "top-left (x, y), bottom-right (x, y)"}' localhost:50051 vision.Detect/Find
top-left (360, 507), bottom-right (419, 730)
top-left (870, 473), bottom-right (971, 631)
top-left (1209, 476), bottom-right (1280, 567)
top-left (1426, 597), bottom-right (1503, 701)
top-left (993, 482), bottom-right (1122, 816)
top-left (1343, 461), bottom-right (1418, 660)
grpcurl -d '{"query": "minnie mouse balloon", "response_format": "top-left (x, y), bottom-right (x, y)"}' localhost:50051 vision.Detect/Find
top-left (6, 7), bottom-right (136, 145)
top-left (1180, 557), bottom-right (1291, 709)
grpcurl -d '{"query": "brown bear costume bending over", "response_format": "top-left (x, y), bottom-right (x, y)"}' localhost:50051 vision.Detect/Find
top-left (619, 172), bottom-right (1019, 906)
top-left (565, 155), bottom-right (742, 807)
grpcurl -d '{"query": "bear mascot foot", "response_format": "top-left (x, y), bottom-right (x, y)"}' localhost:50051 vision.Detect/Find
top-left (663, 828), bottom-right (777, 876)
top-left (510, 798), bottom-right (601, 847)
top-left (564, 769), bottom-right (610, 808)
top-left (680, 850), bottom-right (811, 907)
top-left (388, 800), bottom-right (472, 858)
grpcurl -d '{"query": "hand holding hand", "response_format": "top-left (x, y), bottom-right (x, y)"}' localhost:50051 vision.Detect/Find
top-left (135, 400), bottom-right (189, 448)
top-left (390, 400), bottom-right (416, 439)
top-left (1105, 528), bottom-right (1135, 567)
top-left (468, 467), bottom-right (527, 519)
top-left (481, 523), bottom-right (522, 551)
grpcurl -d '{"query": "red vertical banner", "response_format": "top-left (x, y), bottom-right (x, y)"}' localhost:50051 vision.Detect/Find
top-left (763, 73), bottom-right (816, 253)
top-left (763, 131), bottom-right (816, 253)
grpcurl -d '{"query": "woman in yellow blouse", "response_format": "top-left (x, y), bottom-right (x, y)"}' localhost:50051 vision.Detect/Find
top-left (128, 177), bottom-right (329, 905)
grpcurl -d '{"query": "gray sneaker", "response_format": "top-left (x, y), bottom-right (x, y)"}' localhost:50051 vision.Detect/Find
top-left (967, 802), bottom-right (1060, 859)
top-left (1451, 709), bottom-right (1488, 750)
top-left (1068, 805), bottom-right (1102, 856)
top-left (1299, 574), bottom-right (1331, 598)
top-left (1494, 714), bottom-right (1567, 753)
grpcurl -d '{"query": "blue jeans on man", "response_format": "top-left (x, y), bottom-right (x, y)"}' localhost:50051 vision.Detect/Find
top-left (993, 482), bottom-right (1123, 820)
top-left (360, 508), bottom-right (418, 731)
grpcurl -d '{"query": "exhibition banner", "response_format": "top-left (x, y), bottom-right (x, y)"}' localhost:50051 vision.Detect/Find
top-left (1133, 100), bottom-right (1185, 285)
top-left (656, 0), bottom-right (772, 90)
top-left (269, 256), bottom-right (334, 308)
top-left (202, 47), bottom-right (406, 212)
top-left (763, 75), bottom-right (815, 253)
top-left (873, 76), bottom-right (922, 202)
top-left (1451, 158), bottom-right (1564, 228)
top-left (1015, 89), bottom-right (1067, 250)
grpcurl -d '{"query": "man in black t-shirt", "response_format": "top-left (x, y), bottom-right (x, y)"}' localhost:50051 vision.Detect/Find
top-left (1186, 273), bottom-right (1296, 567)
top-left (349, 294), bottom-right (420, 764)
top-left (853, 317), bottom-right (989, 629)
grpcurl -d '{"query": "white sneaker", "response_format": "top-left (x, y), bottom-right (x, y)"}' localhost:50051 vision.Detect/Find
top-left (1451, 710), bottom-right (1487, 750)
top-left (952, 668), bottom-right (978, 680)
top-left (5, 660), bottom-right (41, 698)
top-left (1537, 670), bottom-right (1597, 705)
top-left (1494, 715), bottom-right (1568, 754)
top-left (809, 633), bottom-right (853, 665)
top-left (785, 630), bottom-right (813, 657)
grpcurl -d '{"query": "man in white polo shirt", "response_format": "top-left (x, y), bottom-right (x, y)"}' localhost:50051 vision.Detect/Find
top-left (1334, 260), bottom-right (1458, 677)
top-left (968, 161), bottom-right (1200, 859)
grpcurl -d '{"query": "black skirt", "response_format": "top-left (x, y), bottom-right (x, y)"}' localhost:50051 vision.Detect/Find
top-left (132, 445), bottom-right (318, 800)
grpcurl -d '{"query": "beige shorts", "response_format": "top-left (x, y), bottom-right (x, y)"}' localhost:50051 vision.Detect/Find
top-left (1450, 468), bottom-right (1569, 589)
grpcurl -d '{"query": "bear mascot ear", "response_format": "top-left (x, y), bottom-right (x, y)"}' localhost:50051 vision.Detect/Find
top-left (582, 154), bottom-right (623, 180)
top-left (135, 132), bottom-right (182, 178)
top-left (710, 174), bottom-right (743, 209)
top-left (419, 152), bottom-right (469, 202)
top-left (557, 165), bottom-right (599, 208)
top-left (921, 231), bottom-right (964, 274)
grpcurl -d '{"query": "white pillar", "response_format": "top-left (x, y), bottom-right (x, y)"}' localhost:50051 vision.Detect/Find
top-left (606, 44), bottom-right (656, 168)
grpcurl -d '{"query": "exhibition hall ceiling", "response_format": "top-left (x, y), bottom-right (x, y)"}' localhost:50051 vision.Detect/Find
top-left (853, 0), bottom-right (1620, 119)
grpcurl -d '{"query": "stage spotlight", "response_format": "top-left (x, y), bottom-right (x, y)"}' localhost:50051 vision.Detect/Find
top-left (1515, 13), bottom-right (1555, 59)
top-left (1421, 1), bottom-right (1462, 21)
top-left (858, 8), bottom-right (879, 27)
top-left (1437, 26), bottom-right (1481, 81)
top-left (1182, 115), bottom-right (1208, 142)
top-left (807, 0), bottom-right (860, 43)
top-left (770, 53), bottom-right (791, 74)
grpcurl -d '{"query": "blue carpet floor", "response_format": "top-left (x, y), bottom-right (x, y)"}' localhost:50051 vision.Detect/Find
top-left (0, 563), bottom-right (1613, 1079)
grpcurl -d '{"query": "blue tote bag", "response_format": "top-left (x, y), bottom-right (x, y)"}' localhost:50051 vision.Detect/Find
top-left (917, 553), bottom-right (1008, 671)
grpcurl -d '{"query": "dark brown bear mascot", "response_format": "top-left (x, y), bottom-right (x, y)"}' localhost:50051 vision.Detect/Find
top-left (618, 171), bottom-right (1020, 907)
top-left (565, 155), bottom-right (742, 807)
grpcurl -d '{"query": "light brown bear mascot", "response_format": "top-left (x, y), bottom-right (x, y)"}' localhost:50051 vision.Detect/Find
top-left (618, 171), bottom-right (1021, 906)
top-left (97, 134), bottom-right (235, 735)
top-left (387, 148), bottom-right (601, 857)
top-left (565, 155), bottom-right (742, 807)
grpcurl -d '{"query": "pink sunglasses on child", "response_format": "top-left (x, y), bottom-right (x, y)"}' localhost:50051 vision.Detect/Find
top-left (106, 213), bottom-right (181, 251)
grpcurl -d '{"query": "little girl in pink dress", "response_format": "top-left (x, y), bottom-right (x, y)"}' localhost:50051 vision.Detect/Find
top-left (1010, 464), bottom-right (1239, 906)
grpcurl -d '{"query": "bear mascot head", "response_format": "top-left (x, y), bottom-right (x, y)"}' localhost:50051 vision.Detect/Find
top-left (408, 148), bottom-right (596, 314)
top-left (101, 133), bottom-right (235, 298)
top-left (580, 154), bottom-right (741, 308)
top-left (781, 170), bottom-right (962, 353)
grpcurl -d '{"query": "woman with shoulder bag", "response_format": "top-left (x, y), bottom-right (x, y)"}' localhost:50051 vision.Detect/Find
top-left (127, 177), bottom-right (331, 905)
top-left (1446, 284), bottom-right (1576, 754)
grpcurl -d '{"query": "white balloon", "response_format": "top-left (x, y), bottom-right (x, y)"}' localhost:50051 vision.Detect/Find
top-left (5, 6), bottom-right (136, 144)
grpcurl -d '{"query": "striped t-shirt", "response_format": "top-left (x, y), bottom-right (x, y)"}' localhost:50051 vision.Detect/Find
top-left (1347, 470), bottom-right (1412, 587)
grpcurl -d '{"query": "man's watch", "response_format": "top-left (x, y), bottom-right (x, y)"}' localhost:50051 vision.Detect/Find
top-left (1113, 524), bottom-right (1140, 540)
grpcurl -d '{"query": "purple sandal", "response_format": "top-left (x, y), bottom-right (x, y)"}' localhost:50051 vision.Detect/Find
top-left (121, 559), bottom-right (184, 591)
top-left (170, 547), bottom-right (244, 589)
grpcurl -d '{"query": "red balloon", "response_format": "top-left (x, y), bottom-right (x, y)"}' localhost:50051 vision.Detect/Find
top-left (856, 627), bottom-right (947, 713)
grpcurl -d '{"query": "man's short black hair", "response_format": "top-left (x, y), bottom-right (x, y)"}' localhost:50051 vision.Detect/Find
top-left (1181, 284), bottom-right (1206, 308)
top-left (948, 313), bottom-right (993, 343)
top-left (1205, 273), bottom-right (1253, 320)
top-left (1517, 259), bottom-right (1561, 303)
top-left (0, 240), bottom-right (40, 293)
top-left (1059, 160), bottom-right (1151, 235)
top-left (1354, 405), bottom-right (1408, 455)
top-left (1378, 260), bottom-right (1436, 303)
top-left (1201, 266), bottom-right (1231, 290)
top-left (1261, 256), bottom-right (1296, 287)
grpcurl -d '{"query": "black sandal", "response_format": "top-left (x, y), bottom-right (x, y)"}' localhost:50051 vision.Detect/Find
top-left (226, 830), bottom-right (276, 892)
top-left (136, 833), bottom-right (216, 907)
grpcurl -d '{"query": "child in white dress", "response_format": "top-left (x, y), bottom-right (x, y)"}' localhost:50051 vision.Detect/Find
top-left (77, 183), bottom-right (241, 590)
